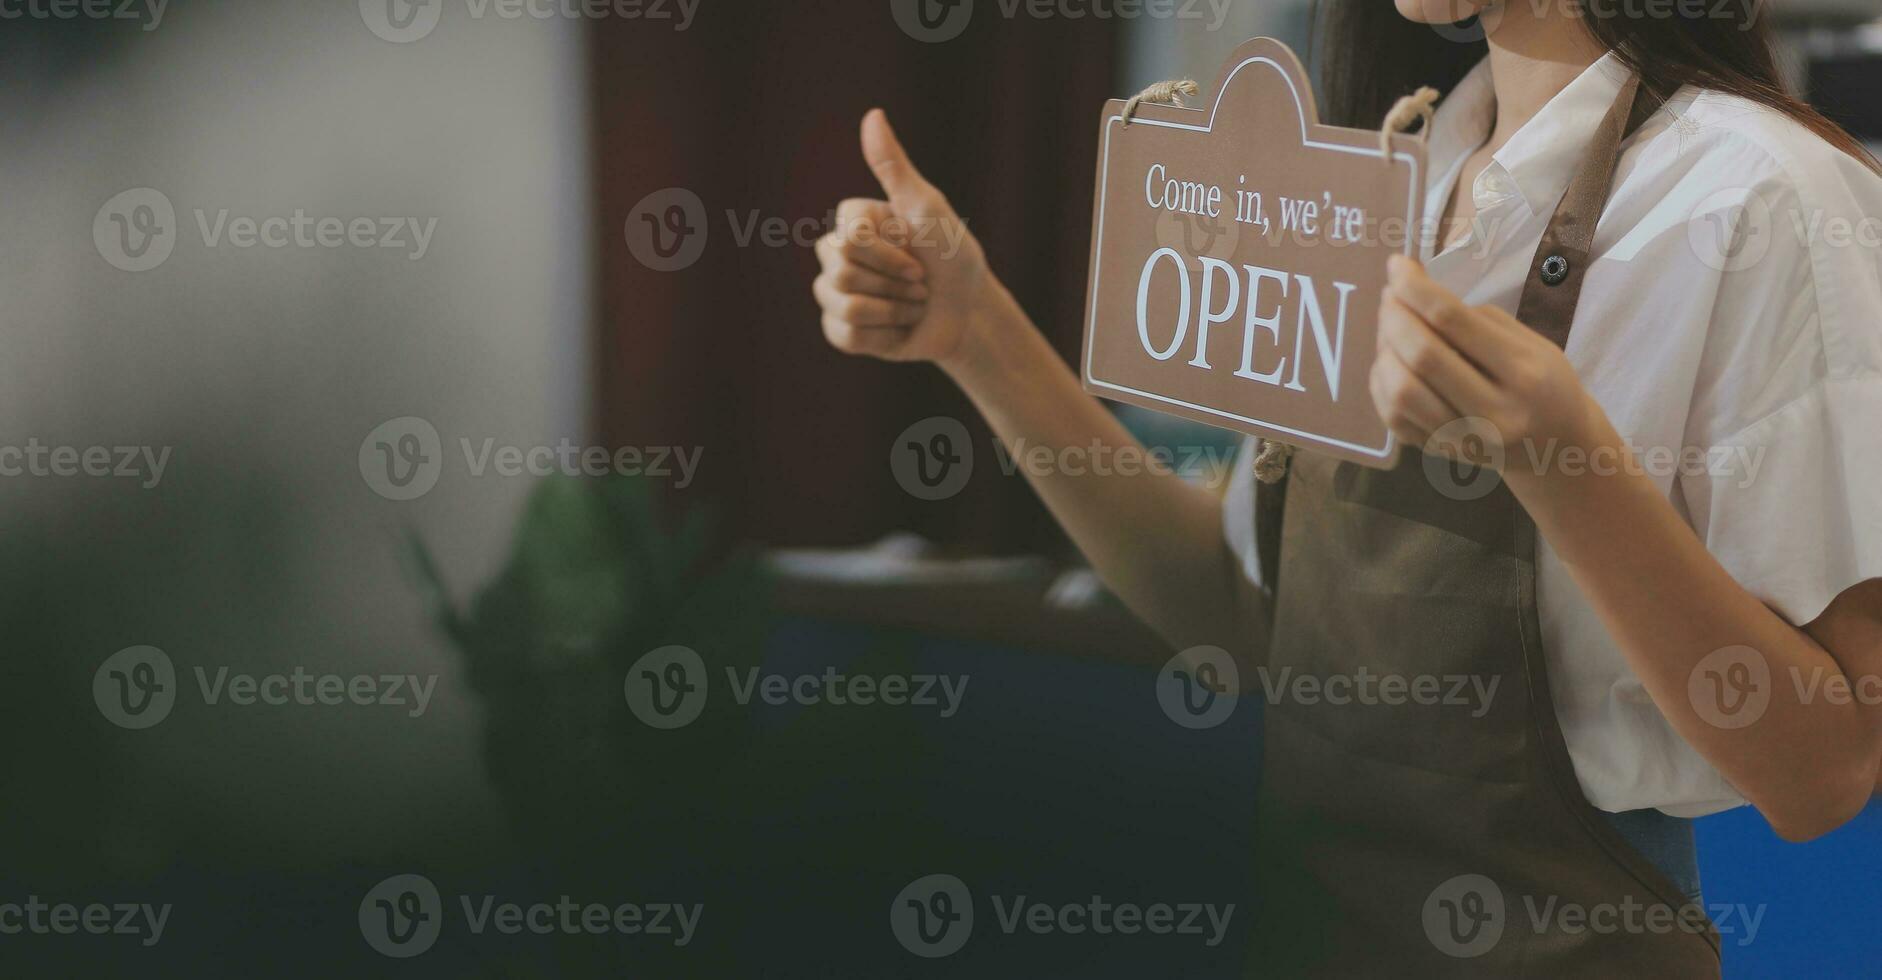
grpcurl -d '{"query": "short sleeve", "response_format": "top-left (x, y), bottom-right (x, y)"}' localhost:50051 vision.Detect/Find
top-left (1682, 377), bottom-right (1882, 624)
top-left (1677, 139), bottom-right (1882, 625)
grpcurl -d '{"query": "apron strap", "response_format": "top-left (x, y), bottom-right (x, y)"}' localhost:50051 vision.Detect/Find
top-left (1517, 73), bottom-right (1650, 348)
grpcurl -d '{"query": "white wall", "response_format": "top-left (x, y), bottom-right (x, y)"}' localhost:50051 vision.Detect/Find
top-left (0, 1), bottom-right (590, 866)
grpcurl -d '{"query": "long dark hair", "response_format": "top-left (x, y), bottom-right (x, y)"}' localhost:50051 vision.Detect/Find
top-left (1313, 0), bottom-right (1880, 172)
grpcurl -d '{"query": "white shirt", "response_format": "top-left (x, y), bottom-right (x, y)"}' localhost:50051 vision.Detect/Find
top-left (1223, 53), bottom-right (1882, 817)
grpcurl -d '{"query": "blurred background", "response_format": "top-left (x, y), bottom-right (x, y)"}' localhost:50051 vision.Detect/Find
top-left (2, 0), bottom-right (1878, 976)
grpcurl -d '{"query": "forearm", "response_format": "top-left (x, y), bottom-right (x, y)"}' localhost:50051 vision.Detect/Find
top-left (940, 283), bottom-right (1243, 652)
top-left (1507, 424), bottom-right (1882, 840)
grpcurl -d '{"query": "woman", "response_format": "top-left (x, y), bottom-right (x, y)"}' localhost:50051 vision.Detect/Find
top-left (812, 0), bottom-right (1882, 973)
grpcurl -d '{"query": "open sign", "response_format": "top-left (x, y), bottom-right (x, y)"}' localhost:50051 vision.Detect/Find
top-left (1081, 37), bottom-right (1425, 469)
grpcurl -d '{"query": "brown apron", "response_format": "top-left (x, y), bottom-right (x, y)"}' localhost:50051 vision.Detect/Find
top-left (1244, 76), bottom-right (1723, 977)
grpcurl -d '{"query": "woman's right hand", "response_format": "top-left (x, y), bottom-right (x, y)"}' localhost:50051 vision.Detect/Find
top-left (812, 109), bottom-right (1003, 369)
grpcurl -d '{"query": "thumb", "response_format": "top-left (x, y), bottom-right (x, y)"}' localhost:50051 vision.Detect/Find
top-left (861, 109), bottom-right (947, 218)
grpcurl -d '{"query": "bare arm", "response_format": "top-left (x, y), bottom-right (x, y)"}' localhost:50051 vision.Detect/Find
top-left (1375, 255), bottom-right (1882, 841)
top-left (1510, 445), bottom-right (1882, 842)
top-left (811, 110), bottom-right (1243, 651)
top-left (941, 281), bottom-right (1240, 649)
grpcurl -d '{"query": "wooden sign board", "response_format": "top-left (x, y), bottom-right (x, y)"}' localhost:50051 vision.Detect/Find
top-left (1081, 37), bottom-right (1423, 470)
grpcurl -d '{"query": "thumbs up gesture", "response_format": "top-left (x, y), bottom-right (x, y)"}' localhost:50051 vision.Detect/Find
top-left (813, 109), bottom-right (999, 366)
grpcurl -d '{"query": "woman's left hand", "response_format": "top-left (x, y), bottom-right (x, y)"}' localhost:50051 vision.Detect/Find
top-left (1370, 253), bottom-right (1610, 476)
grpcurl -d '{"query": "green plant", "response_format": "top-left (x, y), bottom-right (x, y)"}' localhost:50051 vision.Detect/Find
top-left (409, 475), bottom-right (772, 864)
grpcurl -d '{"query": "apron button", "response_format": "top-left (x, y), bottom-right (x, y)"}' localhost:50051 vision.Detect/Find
top-left (1540, 254), bottom-right (1570, 286)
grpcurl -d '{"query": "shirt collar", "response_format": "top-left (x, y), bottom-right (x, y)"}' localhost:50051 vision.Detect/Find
top-left (1426, 56), bottom-right (1496, 192)
top-left (1426, 52), bottom-right (1635, 216)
